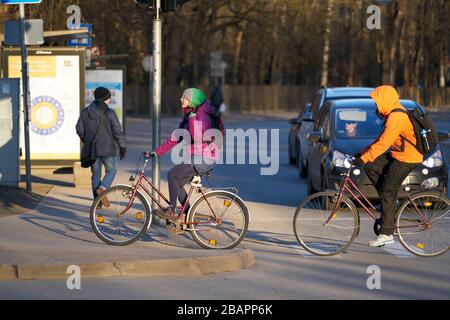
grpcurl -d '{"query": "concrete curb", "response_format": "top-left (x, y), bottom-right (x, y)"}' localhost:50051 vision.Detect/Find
top-left (0, 249), bottom-right (256, 281)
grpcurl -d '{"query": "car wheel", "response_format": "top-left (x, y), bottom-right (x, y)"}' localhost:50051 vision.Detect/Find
top-left (294, 140), bottom-right (300, 167)
top-left (289, 142), bottom-right (296, 165)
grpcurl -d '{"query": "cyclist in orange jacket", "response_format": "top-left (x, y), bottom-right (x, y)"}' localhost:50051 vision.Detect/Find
top-left (353, 85), bottom-right (423, 247)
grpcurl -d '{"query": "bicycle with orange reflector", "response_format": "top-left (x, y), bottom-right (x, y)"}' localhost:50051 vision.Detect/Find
top-left (90, 151), bottom-right (249, 249)
top-left (293, 155), bottom-right (450, 257)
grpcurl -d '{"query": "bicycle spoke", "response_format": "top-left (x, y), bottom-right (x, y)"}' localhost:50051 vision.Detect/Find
top-left (91, 186), bottom-right (149, 246)
top-left (397, 193), bottom-right (450, 256)
top-left (294, 192), bottom-right (357, 256)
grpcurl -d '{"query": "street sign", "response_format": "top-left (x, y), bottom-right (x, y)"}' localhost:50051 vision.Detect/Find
top-left (67, 23), bottom-right (92, 47)
top-left (4, 19), bottom-right (44, 45)
top-left (0, 0), bottom-right (42, 4)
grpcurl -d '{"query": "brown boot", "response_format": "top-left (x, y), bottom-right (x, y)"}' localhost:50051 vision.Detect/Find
top-left (96, 187), bottom-right (110, 207)
top-left (154, 208), bottom-right (177, 222)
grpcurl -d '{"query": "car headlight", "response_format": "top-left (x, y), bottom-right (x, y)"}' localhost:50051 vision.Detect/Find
top-left (333, 151), bottom-right (351, 168)
top-left (422, 149), bottom-right (443, 168)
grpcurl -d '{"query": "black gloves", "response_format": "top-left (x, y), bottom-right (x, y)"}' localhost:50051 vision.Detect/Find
top-left (353, 153), bottom-right (362, 158)
top-left (353, 157), bottom-right (365, 167)
top-left (120, 147), bottom-right (127, 160)
top-left (144, 151), bottom-right (157, 160)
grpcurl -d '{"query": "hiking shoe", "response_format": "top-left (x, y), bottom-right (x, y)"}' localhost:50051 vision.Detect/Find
top-left (96, 187), bottom-right (110, 208)
top-left (369, 234), bottom-right (394, 247)
top-left (154, 208), bottom-right (177, 222)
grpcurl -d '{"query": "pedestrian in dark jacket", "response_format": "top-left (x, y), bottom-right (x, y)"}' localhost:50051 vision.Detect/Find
top-left (210, 85), bottom-right (224, 116)
top-left (76, 87), bottom-right (126, 206)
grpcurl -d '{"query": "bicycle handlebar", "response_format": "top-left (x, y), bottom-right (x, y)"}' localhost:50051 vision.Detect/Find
top-left (144, 151), bottom-right (152, 160)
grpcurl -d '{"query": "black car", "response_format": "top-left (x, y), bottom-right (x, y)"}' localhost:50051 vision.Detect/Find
top-left (306, 99), bottom-right (449, 199)
top-left (288, 87), bottom-right (374, 178)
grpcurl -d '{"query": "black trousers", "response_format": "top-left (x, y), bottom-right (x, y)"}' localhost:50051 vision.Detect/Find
top-left (364, 154), bottom-right (419, 235)
top-left (167, 164), bottom-right (197, 210)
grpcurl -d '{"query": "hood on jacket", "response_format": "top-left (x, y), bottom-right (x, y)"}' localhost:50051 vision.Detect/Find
top-left (196, 101), bottom-right (216, 116)
top-left (370, 85), bottom-right (404, 116)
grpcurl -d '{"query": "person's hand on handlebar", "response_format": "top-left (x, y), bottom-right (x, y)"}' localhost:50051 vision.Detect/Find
top-left (352, 157), bottom-right (364, 167)
top-left (144, 151), bottom-right (158, 160)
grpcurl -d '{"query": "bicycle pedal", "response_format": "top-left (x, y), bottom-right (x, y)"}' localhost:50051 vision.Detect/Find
top-left (167, 223), bottom-right (185, 235)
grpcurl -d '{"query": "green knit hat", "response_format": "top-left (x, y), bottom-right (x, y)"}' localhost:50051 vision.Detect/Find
top-left (182, 88), bottom-right (206, 108)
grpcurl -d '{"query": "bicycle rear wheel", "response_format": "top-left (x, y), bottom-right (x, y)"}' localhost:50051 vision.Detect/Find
top-left (293, 191), bottom-right (359, 256)
top-left (396, 191), bottom-right (450, 257)
top-left (188, 191), bottom-right (249, 249)
top-left (90, 185), bottom-right (151, 246)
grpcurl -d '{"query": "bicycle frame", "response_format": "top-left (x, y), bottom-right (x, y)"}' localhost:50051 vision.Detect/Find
top-left (325, 164), bottom-right (428, 229)
top-left (118, 158), bottom-right (219, 226)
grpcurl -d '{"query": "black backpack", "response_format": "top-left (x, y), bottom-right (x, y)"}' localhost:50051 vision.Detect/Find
top-left (391, 108), bottom-right (438, 155)
top-left (208, 112), bottom-right (225, 147)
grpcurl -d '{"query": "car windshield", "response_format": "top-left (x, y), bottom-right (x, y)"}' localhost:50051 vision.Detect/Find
top-left (335, 107), bottom-right (384, 139)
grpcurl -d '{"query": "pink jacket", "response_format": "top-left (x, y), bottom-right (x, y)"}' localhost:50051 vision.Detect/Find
top-left (155, 102), bottom-right (219, 161)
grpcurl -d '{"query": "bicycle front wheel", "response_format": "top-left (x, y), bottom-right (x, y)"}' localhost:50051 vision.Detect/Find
top-left (293, 191), bottom-right (359, 256)
top-left (90, 185), bottom-right (152, 246)
top-left (188, 191), bottom-right (249, 249)
top-left (396, 191), bottom-right (450, 257)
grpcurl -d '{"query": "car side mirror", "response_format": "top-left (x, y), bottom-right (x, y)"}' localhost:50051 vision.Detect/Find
top-left (289, 118), bottom-right (300, 125)
top-left (308, 132), bottom-right (322, 143)
top-left (438, 131), bottom-right (450, 142)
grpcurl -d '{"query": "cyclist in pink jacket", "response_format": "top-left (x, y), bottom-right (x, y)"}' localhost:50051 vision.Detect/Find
top-left (150, 88), bottom-right (219, 221)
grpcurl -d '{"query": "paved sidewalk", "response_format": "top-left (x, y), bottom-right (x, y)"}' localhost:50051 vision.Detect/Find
top-left (0, 175), bottom-right (255, 280)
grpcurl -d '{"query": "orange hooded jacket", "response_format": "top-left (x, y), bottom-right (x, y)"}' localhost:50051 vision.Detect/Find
top-left (360, 85), bottom-right (423, 164)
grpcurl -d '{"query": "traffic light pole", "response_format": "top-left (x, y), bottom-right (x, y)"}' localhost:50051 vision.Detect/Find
top-left (152, 0), bottom-right (162, 209)
top-left (19, 3), bottom-right (32, 194)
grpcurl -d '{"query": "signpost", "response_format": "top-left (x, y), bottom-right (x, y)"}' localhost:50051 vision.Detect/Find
top-left (1, 0), bottom-right (44, 193)
top-left (133, 0), bottom-right (188, 209)
top-left (152, 0), bottom-right (162, 209)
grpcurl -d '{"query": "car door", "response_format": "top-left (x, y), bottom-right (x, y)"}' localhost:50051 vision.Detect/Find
top-left (308, 105), bottom-right (331, 191)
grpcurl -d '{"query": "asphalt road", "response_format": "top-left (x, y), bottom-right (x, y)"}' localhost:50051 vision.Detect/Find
top-left (1, 111), bottom-right (449, 300)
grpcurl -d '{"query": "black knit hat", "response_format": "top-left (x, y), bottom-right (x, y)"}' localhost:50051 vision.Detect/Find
top-left (94, 87), bottom-right (111, 101)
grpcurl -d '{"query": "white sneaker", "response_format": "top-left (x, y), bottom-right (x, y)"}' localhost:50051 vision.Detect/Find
top-left (368, 234), bottom-right (394, 247)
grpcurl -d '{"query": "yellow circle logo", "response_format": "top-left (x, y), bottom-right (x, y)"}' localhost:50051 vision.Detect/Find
top-left (30, 96), bottom-right (64, 136)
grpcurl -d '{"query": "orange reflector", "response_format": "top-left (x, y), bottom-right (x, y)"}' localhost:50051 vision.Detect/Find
top-left (224, 200), bottom-right (232, 207)
top-left (416, 243), bottom-right (425, 249)
top-left (97, 216), bottom-right (104, 224)
top-left (209, 239), bottom-right (217, 246)
top-left (424, 202), bottom-right (432, 207)
top-left (136, 212), bottom-right (143, 220)
top-left (332, 213), bottom-right (337, 219)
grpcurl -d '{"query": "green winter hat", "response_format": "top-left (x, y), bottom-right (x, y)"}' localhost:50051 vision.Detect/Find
top-left (182, 88), bottom-right (206, 108)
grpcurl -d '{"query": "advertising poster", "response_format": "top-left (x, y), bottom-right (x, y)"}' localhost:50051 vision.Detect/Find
top-left (85, 69), bottom-right (124, 126)
top-left (6, 49), bottom-right (83, 161)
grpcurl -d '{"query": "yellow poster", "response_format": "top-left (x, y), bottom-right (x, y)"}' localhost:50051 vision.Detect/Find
top-left (8, 56), bottom-right (57, 78)
top-left (11, 54), bottom-right (81, 161)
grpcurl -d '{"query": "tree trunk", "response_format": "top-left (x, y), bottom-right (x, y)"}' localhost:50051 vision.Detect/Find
top-left (320, 0), bottom-right (334, 87)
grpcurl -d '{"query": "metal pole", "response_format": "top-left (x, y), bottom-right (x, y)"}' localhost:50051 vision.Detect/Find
top-left (20, 4), bottom-right (32, 194)
top-left (152, 0), bottom-right (162, 209)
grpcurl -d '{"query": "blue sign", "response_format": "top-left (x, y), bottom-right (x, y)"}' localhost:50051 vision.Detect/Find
top-left (67, 23), bottom-right (92, 48)
top-left (0, 0), bottom-right (42, 4)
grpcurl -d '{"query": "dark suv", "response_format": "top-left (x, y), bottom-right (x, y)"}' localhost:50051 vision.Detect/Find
top-left (290, 87), bottom-right (374, 179)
